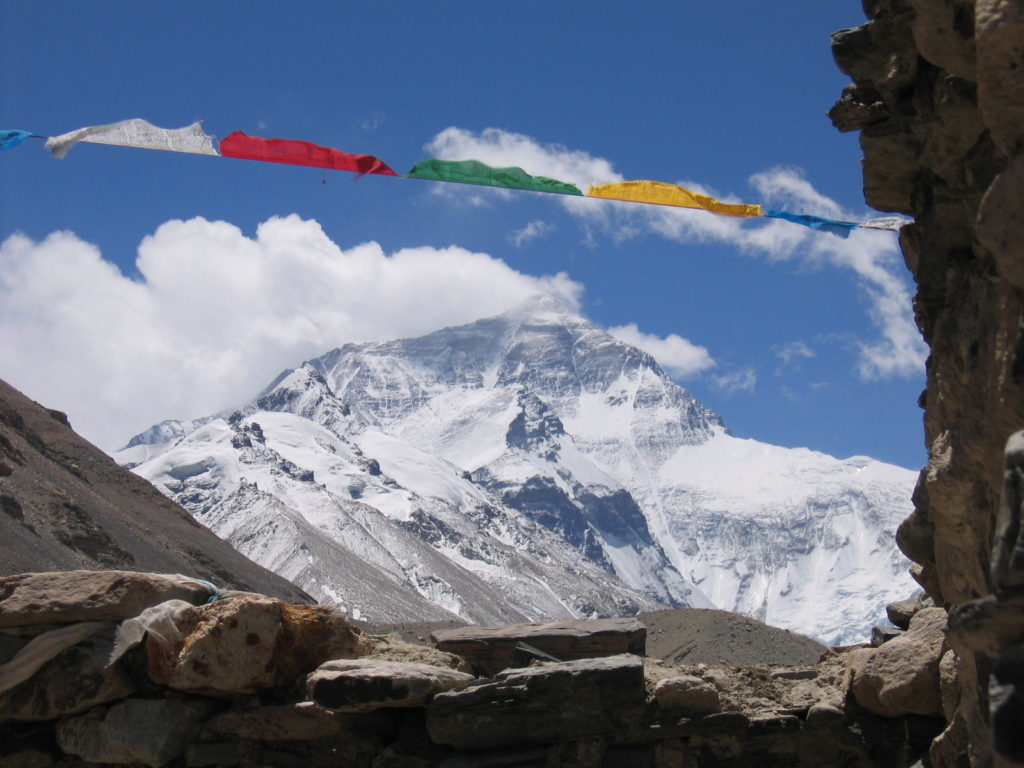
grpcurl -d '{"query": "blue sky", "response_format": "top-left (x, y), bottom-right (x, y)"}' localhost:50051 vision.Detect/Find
top-left (0, 1), bottom-right (928, 469)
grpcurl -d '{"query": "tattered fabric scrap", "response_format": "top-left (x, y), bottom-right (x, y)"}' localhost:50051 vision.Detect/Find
top-left (407, 158), bottom-right (583, 196)
top-left (765, 209), bottom-right (856, 238)
top-left (45, 119), bottom-right (219, 159)
top-left (586, 180), bottom-right (763, 218)
top-left (220, 131), bottom-right (399, 176)
top-left (0, 130), bottom-right (35, 151)
top-left (860, 216), bottom-right (909, 231)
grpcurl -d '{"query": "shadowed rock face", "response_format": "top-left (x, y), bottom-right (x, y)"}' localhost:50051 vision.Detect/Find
top-left (0, 378), bottom-right (309, 603)
top-left (830, 1), bottom-right (1024, 765)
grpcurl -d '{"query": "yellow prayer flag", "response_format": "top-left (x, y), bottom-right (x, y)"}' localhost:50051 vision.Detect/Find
top-left (586, 180), bottom-right (763, 218)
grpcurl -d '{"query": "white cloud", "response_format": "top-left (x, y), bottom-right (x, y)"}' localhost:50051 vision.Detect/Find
top-left (510, 220), bottom-right (554, 247)
top-left (713, 368), bottom-right (758, 394)
top-left (631, 170), bottom-right (926, 380)
top-left (421, 128), bottom-right (927, 381)
top-left (776, 341), bottom-right (815, 365)
top-left (0, 216), bottom-right (581, 451)
top-left (607, 324), bottom-right (715, 379)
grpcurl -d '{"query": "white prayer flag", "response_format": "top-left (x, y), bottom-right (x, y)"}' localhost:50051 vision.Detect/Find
top-left (861, 216), bottom-right (910, 232)
top-left (46, 118), bottom-right (219, 159)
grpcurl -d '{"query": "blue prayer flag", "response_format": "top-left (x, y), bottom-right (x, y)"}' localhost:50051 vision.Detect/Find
top-left (0, 130), bottom-right (35, 151)
top-left (766, 209), bottom-right (857, 238)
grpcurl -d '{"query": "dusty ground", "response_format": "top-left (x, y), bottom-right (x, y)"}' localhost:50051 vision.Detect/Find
top-left (641, 608), bottom-right (826, 666)
top-left (359, 607), bottom-right (827, 667)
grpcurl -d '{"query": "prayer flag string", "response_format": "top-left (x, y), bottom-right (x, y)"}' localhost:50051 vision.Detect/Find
top-left (3, 119), bottom-right (909, 236)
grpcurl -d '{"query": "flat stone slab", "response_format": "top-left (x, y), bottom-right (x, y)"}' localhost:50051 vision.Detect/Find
top-left (432, 617), bottom-right (645, 675)
top-left (426, 654), bottom-right (646, 751)
top-left (307, 659), bottom-right (474, 713)
top-left (0, 571), bottom-right (214, 628)
top-left (205, 701), bottom-right (393, 741)
top-left (0, 624), bottom-right (135, 723)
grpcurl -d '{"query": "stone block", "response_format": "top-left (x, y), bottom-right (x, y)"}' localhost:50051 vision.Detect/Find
top-left (0, 625), bottom-right (135, 722)
top-left (978, 163), bottom-right (1024, 291)
top-left (0, 571), bottom-right (213, 628)
top-left (148, 594), bottom-right (372, 695)
top-left (431, 618), bottom-right (645, 676)
top-left (976, 0), bottom-right (1024, 153)
top-left (57, 698), bottom-right (216, 766)
top-left (426, 655), bottom-right (646, 751)
top-left (886, 598), bottom-right (920, 630)
top-left (990, 431), bottom-right (1024, 585)
top-left (803, 702), bottom-right (846, 733)
top-left (653, 675), bottom-right (720, 715)
top-left (307, 659), bottom-right (474, 713)
top-left (860, 129), bottom-right (920, 214)
top-left (909, 0), bottom-right (976, 79)
top-left (205, 700), bottom-right (393, 741)
top-left (850, 607), bottom-right (947, 717)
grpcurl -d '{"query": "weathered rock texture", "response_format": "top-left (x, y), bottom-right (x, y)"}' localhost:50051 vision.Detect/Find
top-left (145, 593), bottom-right (373, 695)
top-left (849, 607), bottom-right (947, 717)
top-left (431, 617), bottom-right (646, 676)
top-left (0, 378), bottom-right (310, 604)
top-left (0, 570), bottom-right (945, 767)
top-left (0, 570), bottom-right (213, 628)
top-left (308, 658), bottom-right (474, 712)
top-left (831, 2), bottom-right (1024, 765)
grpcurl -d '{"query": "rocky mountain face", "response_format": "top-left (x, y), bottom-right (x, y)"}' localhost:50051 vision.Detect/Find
top-left (0, 378), bottom-right (308, 603)
top-left (830, 1), bottom-right (1024, 765)
top-left (122, 295), bottom-right (916, 645)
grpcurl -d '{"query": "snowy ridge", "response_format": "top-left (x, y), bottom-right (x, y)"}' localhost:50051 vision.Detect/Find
top-left (121, 295), bottom-right (915, 643)
top-left (127, 366), bottom-right (663, 624)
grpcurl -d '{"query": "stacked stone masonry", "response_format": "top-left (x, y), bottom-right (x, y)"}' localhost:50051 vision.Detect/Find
top-left (1, 571), bottom-right (952, 767)
top-left (830, 1), bottom-right (1024, 765)
top-left (1, 4), bottom-right (1022, 766)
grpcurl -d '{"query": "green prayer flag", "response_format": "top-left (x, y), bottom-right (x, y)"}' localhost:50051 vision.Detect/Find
top-left (407, 158), bottom-right (583, 196)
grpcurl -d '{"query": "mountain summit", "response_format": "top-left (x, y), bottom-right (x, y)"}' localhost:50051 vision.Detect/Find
top-left (121, 296), bottom-right (915, 643)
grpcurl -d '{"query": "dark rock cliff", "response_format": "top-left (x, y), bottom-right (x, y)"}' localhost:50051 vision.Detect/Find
top-left (0, 378), bottom-right (310, 604)
top-left (831, 1), bottom-right (1024, 765)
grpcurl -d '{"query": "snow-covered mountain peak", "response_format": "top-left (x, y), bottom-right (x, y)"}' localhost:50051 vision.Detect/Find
top-left (120, 301), bottom-right (915, 644)
top-left (501, 292), bottom-right (581, 323)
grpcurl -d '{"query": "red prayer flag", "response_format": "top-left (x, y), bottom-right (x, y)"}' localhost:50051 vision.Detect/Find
top-left (219, 131), bottom-right (399, 176)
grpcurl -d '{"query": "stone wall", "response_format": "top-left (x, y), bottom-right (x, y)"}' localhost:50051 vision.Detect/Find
top-left (830, 1), bottom-right (1024, 765)
top-left (1, 570), bottom-right (943, 767)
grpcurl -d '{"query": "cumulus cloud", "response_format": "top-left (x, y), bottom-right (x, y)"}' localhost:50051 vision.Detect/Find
top-left (0, 216), bottom-right (581, 450)
top-left (510, 220), bottom-right (554, 247)
top-left (422, 127), bottom-right (926, 380)
top-left (607, 324), bottom-right (715, 379)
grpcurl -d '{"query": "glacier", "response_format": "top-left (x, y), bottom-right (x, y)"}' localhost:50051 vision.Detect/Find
top-left (119, 295), bottom-right (916, 645)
